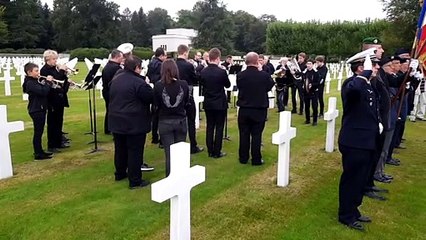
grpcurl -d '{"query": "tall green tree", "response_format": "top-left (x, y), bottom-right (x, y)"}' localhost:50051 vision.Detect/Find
top-left (52, 0), bottom-right (120, 51)
top-left (130, 7), bottom-right (150, 47)
top-left (0, 6), bottom-right (8, 45)
top-left (192, 0), bottom-right (234, 54)
top-left (146, 8), bottom-right (172, 36)
top-left (381, 0), bottom-right (422, 52)
top-left (37, 2), bottom-right (54, 49)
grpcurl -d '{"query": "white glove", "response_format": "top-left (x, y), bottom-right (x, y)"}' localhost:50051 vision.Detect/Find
top-left (406, 82), bottom-right (411, 89)
top-left (414, 71), bottom-right (423, 80)
top-left (410, 59), bottom-right (419, 70)
top-left (379, 123), bottom-right (383, 134)
top-left (363, 55), bottom-right (372, 71)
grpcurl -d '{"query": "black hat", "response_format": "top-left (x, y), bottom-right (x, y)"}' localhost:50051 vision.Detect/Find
top-left (379, 56), bottom-right (392, 67)
top-left (390, 55), bottom-right (402, 62)
top-left (400, 58), bottom-right (408, 64)
top-left (395, 48), bottom-right (410, 56)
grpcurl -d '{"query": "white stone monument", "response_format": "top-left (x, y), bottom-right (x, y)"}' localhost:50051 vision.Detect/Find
top-left (0, 105), bottom-right (25, 180)
top-left (193, 86), bottom-right (204, 129)
top-left (0, 68), bottom-right (15, 96)
top-left (272, 111), bottom-right (297, 187)
top-left (325, 72), bottom-right (331, 94)
top-left (20, 74), bottom-right (28, 101)
top-left (337, 70), bottom-right (343, 91)
top-left (151, 142), bottom-right (206, 240)
top-left (324, 97), bottom-right (339, 153)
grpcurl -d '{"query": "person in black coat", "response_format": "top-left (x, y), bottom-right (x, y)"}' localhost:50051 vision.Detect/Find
top-left (101, 49), bottom-right (123, 135)
top-left (237, 52), bottom-right (275, 166)
top-left (22, 63), bottom-right (54, 160)
top-left (302, 59), bottom-right (321, 125)
top-left (40, 50), bottom-right (70, 153)
top-left (275, 57), bottom-right (294, 112)
top-left (200, 48), bottom-right (231, 158)
top-left (290, 52), bottom-right (308, 115)
top-left (337, 54), bottom-right (381, 231)
top-left (154, 59), bottom-right (190, 177)
top-left (315, 56), bottom-right (328, 117)
top-left (108, 56), bottom-right (154, 189)
top-left (147, 47), bottom-right (167, 145)
top-left (176, 44), bottom-right (204, 154)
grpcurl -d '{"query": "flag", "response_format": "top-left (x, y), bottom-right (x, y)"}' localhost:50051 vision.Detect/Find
top-left (416, 1), bottom-right (426, 68)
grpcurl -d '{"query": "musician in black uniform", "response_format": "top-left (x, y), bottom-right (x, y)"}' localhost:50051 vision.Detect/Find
top-left (315, 56), bottom-right (328, 117)
top-left (23, 63), bottom-right (54, 160)
top-left (275, 57), bottom-right (293, 112)
top-left (101, 49), bottom-right (123, 135)
top-left (221, 55), bottom-right (233, 71)
top-left (176, 44), bottom-right (204, 154)
top-left (290, 52), bottom-right (307, 115)
top-left (237, 52), bottom-right (275, 165)
top-left (147, 47), bottom-right (167, 145)
top-left (108, 56), bottom-right (153, 189)
top-left (200, 48), bottom-right (231, 158)
top-left (41, 50), bottom-right (70, 153)
top-left (302, 59), bottom-right (321, 126)
top-left (338, 52), bottom-right (381, 231)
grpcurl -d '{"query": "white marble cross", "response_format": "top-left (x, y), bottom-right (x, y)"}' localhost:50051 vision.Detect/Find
top-left (151, 142), bottom-right (206, 240)
top-left (337, 70), bottom-right (343, 91)
top-left (324, 97), bottom-right (339, 153)
top-left (272, 111), bottom-right (297, 187)
top-left (20, 73), bottom-right (28, 101)
top-left (325, 72), bottom-right (331, 94)
top-left (0, 69), bottom-right (15, 96)
top-left (0, 105), bottom-right (24, 180)
top-left (193, 86), bottom-right (204, 129)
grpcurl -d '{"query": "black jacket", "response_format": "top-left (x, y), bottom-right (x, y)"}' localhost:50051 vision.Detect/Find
top-left (23, 76), bottom-right (51, 114)
top-left (237, 66), bottom-right (275, 109)
top-left (200, 64), bottom-right (231, 110)
top-left (176, 58), bottom-right (197, 86)
top-left (102, 61), bottom-right (121, 91)
top-left (154, 80), bottom-right (189, 119)
top-left (338, 72), bottom-right (380, 150)
top-left (316, 65), bottom-right (328, 86)
top-left (40, 64), bottom-right (70, 108)
top-left (275, 65), bottom-right (294, 88)
top-left (147, 57), bottom-right (163, 84)
top-left (108, 70), bottom-right (153, 135)
top-left (302, 69), bottom-right (321, 95)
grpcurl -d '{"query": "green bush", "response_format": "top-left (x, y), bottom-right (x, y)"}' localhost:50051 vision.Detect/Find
top-left (132, 47), bottom-right (153, 60)
top-left (70, 48), bottom-right (110, 60)
top-left (0, 48), bottom-right (45, 54)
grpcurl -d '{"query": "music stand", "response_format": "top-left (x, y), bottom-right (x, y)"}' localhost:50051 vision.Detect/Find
top-left (83, 64), bottom-right (103, 153)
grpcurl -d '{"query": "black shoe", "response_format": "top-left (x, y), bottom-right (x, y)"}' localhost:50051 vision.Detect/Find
top-left (364, 191), bottom-right (387, 201)
top-left (239, 159), bottom-right (248, 164)
top-left (312, 122), bottom-right (318, 126)
top-left (291, 109), bottom-right (297, 114)
top-left (58, 143), bottom-right (70, 149)
top-left (318, 113), bottom-right (324, 118)
top-left (105, 132), bottom-right (112, 135)
top-left (34, 153), bottom-right (52, 161)
top-left (374, 175), bottom-right (392, 183)
top-left (191, 146), bottom-right (204, 154)
top-left (386, 159), bottom-right (400, 166)
top-left (304, 120), bottom-right (311, 124)
top-left (129, 180), bottom-right (150, 189)
top-left (48, 148), bottom-right (61, 153)
top-left (252, 159), bottom-right (265, 166)
top-left (213, 152), bottom-right (226, 159)
top-left (115, 175), bottom-right (127, 181)
top-left (43, 151), bottom-right (53, 156)
top-left (357, 216), bottom-right (372, 223)
top-left (383, 174), bottom-right (393, 180)
top-left (341, 221), bottom-right (365, 231)
top-left (151, 139), bottom-right (160, 144)
top-left (62, 131), bottom-right (69, 135)
top-left (370, 186), bottom-right (389, 193)
top-left (395, 145), bottom-right (406, 149)
top-left (141, 163), bottom-right (154, 172)
top-left (159, 143), bottom-right (164, 149)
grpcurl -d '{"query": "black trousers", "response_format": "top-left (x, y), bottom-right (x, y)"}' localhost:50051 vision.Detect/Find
top-left (151, 105), bottom-right (160, 142)
top-left (30, 111), bottom-right (46, 154)
top-left (186, 97), bottom-right (198, 151)
top-left (159, 118), bottom-right (187, 177)
top-left (113, 133), bottom-right (146, 187)
top-left (365, 134), bottom-right (384, 191)
top-left (102, 90), bottom-right (110, 134)
top-left (238, 108), bottom-right (266, 164)
top-left (304, 93), bottom-right (318, 123)
top-left (205, 109), bottom-right (226, 156)
top-left (338, 144), bottom-right (375, 224)
top-left (317, 85), bottom-right (325, 115)
top-left (291, 81), bottom-right (304, 113)
top-left (47, 106), bottom-right (64, 148)
top-left (276, 88), bottom-right (287, 112)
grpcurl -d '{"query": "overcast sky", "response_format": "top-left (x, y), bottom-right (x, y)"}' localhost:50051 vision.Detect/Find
top-left (42, 0), bottom-right (387, 22)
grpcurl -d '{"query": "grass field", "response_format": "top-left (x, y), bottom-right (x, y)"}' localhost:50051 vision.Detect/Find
top-left (0, 63), bottom-right (425, 240)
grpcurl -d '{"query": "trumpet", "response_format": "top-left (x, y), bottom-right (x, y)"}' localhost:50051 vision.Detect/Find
top-left (56, 64), bottom-right (79, 75)
top-left (38, 75), bottom-right (82, 88)
top-left (38, 75), bottom-right (65, 84)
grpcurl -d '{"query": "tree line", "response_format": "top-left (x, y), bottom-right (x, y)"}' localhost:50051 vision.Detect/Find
top-left (0, 0), bottom-right (421, 57)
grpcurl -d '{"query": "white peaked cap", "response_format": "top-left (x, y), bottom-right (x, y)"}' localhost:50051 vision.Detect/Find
top-left (346, 47), bottom-right (377, 64)
top-left (117, 43), bottom-right (134, 54)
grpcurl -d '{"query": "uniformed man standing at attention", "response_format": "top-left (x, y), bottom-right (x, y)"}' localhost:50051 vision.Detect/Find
top-left (337, 49), bottom-right (381, 231)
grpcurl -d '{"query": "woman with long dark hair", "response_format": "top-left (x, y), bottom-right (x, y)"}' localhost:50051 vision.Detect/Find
top-left (154, 59), bottom-right (190, 176)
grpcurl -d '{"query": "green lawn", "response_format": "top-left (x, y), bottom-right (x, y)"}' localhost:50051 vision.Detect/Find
top-left (0, 63), bottom-right (425, 240)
